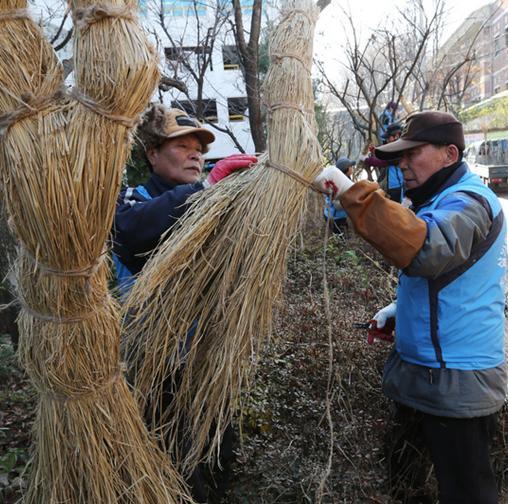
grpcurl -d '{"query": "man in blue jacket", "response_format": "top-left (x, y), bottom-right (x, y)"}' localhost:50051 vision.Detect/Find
top-left (315, 110), bottom-right (506, 504)
top-left (112, 103), bottom-right (256, 296)
top-left (323, 157), bottom-right (355, 234)
top-left (380, 122), bottom-right (404, 203)
top-left (112, 103), bottom-right (256, 502)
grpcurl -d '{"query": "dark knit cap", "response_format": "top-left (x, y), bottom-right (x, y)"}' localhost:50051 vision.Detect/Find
top-left (375, 110), bottom-right (465, 160)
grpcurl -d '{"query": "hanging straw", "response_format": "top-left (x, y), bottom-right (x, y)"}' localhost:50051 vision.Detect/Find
top-left (122, 0), bottom-right (324, 476)
top-left (0, 0), bottom-right (192, 501)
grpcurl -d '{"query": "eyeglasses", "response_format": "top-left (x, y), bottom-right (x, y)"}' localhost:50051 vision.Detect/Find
top-left (176, 115), bottom-right (199, 128)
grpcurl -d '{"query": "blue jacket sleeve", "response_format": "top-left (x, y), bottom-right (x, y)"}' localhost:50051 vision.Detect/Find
top-left (114, 182), bottom-right (204, 257)
top-left (404, 192), bottom-right (492, 278)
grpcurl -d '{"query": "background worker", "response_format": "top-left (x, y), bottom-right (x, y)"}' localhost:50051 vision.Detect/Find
top-left (361, 122), bottom-right (404, 203)
top-left (323, 157), bottom-right (355, 235)
top-left (112, 103), bottom-right (256, 503)
top-left (315, 110), bottom-right (506, 504)
top-left (377, 100), bottom-right (399, 141)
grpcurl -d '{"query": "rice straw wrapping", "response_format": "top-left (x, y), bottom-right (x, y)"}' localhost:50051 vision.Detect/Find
top-left (0, 0), bottom-right (192, 501)
top-left (122, 0), bottom-right (324, 476)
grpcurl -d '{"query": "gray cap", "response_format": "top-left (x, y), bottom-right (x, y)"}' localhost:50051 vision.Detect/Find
top-left (335, 157), bottom-right (355, 173)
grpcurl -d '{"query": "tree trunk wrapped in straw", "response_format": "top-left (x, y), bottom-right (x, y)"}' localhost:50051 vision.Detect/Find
top-left (123, 0), bottom-right (323, 475)
top-left (0, 0), bottom-right (191, 501)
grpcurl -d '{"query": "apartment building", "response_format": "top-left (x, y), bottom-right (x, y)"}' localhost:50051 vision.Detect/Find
top-left (439, 0), bottom-right (508, 106)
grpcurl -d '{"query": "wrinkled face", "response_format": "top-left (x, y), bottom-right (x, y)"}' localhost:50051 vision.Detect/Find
top-left (147, 134), bottom-right (204, 185)
top-left (399, 144), bottom-right (459, 190)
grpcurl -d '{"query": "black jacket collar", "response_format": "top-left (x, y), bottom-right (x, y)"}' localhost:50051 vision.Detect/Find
top-left (144, 173), bottom-right (178, 197)
top-left (408, 161), bottom-right (467, 211)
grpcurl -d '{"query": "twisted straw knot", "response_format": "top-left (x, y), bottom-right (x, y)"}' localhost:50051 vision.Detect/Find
top-left (0, 8), bottom-right (30, 22)
top-left (70, 87), bottom-right (139, 128)
top-left (0, 85), bottom-right (66, 136)
top-left (74, 4), bottom-right (135, 31)
top-left (41, 364), bottom-right (127, 402)
top-left (271, 52), bottom-right (311, 72)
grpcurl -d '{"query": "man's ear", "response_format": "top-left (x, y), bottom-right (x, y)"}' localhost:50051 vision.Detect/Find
top-left (444, 144), bottom-right (460, 167)
top-left (146, 147), bottom-right (158, 167)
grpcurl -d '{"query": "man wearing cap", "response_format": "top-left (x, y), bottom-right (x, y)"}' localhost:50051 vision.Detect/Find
top-left (112, 103), bottom-right (256, 503)
top-left (362, 122), bottom-right (405, 203)
top-left (112, 103), bottom-right (256, 295)
top-left (315, 110), bottom-right (506, 503)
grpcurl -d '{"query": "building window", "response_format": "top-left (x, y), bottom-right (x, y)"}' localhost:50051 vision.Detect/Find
top-left (162, 0), bottom-right (206, 17)
top-left (228, 97), bottom-right (248, 121)
top-left (171, 99), bottom-right (218, 123)
top-left (494, 34), bottom-right (501, 56)
top-left (165, 46), bottom-right (212, 69)
top-left (222, 45), bottom-right (241, 70)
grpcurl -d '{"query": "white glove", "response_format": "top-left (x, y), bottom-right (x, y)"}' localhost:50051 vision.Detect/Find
top-left (372, 301), bottom-right (396, 328)
top-left (314, 166), bottom-right (354, 199)
top-left (357, 154), bottom-right (368, 162)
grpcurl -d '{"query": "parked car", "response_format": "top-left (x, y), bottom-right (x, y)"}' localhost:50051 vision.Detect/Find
top-left (465, 138), bottom-right (508, 192)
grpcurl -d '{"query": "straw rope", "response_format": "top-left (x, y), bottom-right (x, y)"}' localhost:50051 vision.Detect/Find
top-left (18, 299), bottom-right (99, 324)
top-left (0, 8), bottom-right (30, 22)
top-left (271, 52), bottom-right (311, 72)
top-left (0, 88), bottom-right (65, 136)
top-left (41, 366), bottom-right (126, 402)
top-left (74, 4), bottom-right (135, 31)
top-left (266, 101), bottom-right (314, 115)
top-left (266, 160), bottom-right (324, 194)
top-left (70, 87), bottom-right (139, 128)
top-left (21, 247), bottom-right (107, 278)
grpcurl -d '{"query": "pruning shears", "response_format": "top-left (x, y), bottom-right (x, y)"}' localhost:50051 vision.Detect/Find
top-left (353, 319), bottom-right (395, 345)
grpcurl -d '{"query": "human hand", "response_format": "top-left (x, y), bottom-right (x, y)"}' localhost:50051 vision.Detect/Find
top-left (372, 302), bottom-right (396, 328)
top-left (314, 166), bottom-right (354, 199)
top-left (206, 154), bottom-right (257, 185)
top-left (367, 302), bottom-right (396, 344)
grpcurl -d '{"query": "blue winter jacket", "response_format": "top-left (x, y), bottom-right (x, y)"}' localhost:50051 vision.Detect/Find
top-left (324, 195), bottom-right (347, 221)
top-left (396, 169), bottom-right (506, 371)
top-left (112, 173), bottom-right (204, 295)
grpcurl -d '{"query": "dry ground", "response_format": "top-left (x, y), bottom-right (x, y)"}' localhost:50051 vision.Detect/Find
top-left (1, 201), bottom-right (507, 503)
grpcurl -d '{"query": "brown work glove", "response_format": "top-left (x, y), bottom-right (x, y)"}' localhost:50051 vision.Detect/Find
top-left (340, 181), bottom-right (427, 269)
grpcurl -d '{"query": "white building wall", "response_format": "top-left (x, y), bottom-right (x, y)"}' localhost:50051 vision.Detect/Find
top-left (140, 0), bottom-right (261, 159)
top-left (30, 0), bottom-right (272, 160)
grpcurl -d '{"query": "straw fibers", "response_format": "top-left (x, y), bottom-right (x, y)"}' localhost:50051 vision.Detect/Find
top-left (122, 0), bottom-right (324, 476)
top-left (0, 0), bottom-right (191, 501)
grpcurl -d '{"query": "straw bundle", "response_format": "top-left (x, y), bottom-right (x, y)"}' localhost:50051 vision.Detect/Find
top-left (123, 0), bottom-right (323, 475)
top-left (0, 0), bottom-right (191, 501)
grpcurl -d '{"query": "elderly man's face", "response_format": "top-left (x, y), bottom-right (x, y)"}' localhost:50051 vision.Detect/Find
top-left (399, 144), bottom-right (459, 190)
top-left (147, 133), bottom-right (205, 185)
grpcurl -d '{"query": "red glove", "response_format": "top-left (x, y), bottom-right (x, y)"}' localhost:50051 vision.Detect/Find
top-left (367, 318), bottom-right (395, 345)
top-left (207, 154), bottom-right (257, 185)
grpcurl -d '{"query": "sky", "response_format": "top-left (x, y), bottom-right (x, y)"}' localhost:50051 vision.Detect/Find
top-left (313, 0), bottom-right (493, 74)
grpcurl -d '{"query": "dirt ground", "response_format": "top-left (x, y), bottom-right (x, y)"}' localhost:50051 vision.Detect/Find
top-left (1, 203), bottom-right (507, 503)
